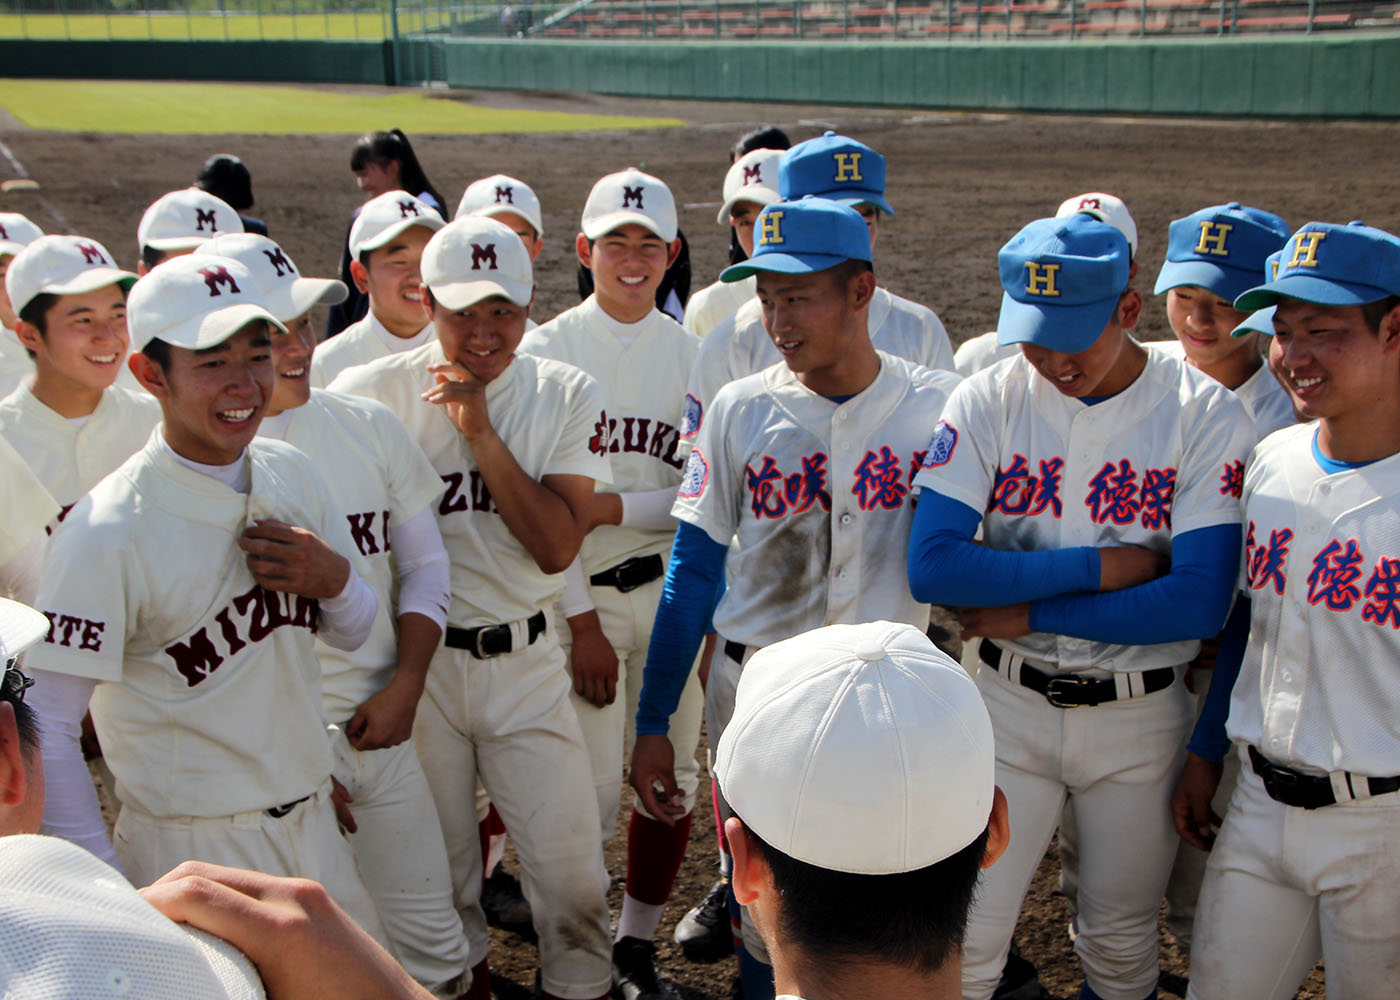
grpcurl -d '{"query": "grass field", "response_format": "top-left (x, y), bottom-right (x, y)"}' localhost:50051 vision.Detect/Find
top-left (0, 10), bottom-right (492, 40)
top-left (0, 78), bottom-right (683, 134)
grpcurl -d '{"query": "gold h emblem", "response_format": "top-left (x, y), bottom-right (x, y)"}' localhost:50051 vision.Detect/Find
top-left (1288, 231), bottom-right (1327, 269)
top-left (832, 152), bottom-right (863, 183)
top-left (1194, 221), bottom-right (1234, 257)
top-left (1025, 262), bottom-right (1061, 297)
top-left (760, 211), bottom-right (784, 245)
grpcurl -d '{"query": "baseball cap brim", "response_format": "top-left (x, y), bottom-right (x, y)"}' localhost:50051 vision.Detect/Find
top-left (581, 210), bottom-right (676, 244)
top-left (717, 187), bottom-right (781, 225)
top-left (720, 251), bottom-right (854, 283)
top-left (281, 277), bottom-right (348, 322)
top-left (353, 215), bottom-right (446, 256)
top-left (474, 204), bottom-right (544, 238)
top-left (141, 302), bottom-right (288, 352)
top-left (813, 190), bottom-right (894, 216)
top-left (13, 268), bottom-right (137, 316)
top-left (1153, 260), bottom-right (1259, 303)
top-left (143, 234), bottom-right (217, 252)
top-left (1231, 305), bottom-right (1277, 338)
top-left (996, 291), bottom-right (1121, 354)
top-left (0, 598), bottom-right (51, 661)
top-left (0, 242), bottom-right (31, 258)
top-left (427, 276), bottom-right (532, 312)
top-left (1234, 274), bottom-right (1393, 312)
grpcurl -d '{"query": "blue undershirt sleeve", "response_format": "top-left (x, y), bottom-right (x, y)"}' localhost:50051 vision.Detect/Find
top-left (635, 522), bottom-right (728, 736)
top-left (1028, 523), bottom-right (1242, 645)
top-left (1186, 594), bottom-right (1251, 763)
top-left (906, 490), bottom-right (1101, 606)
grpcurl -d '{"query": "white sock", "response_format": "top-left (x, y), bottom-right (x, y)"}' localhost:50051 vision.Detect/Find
top-left (486, 832), bottom-right (506, 872)
top-left (615, 893), bottom-right (666, 943)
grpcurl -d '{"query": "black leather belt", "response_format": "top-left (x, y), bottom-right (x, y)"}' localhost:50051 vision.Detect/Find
top-left (265, 794), bottom-right (311, 819)
top-left (1248, 745), bottom-right (1400, 810)
top-left (978, 639), bottom-right (1176, 708)
top-left (445, 610), bottom-right (547, 659)
top-left (588, 553), bottom-right (665, 593)
top-left (723, 640), bottom-right (748, 664)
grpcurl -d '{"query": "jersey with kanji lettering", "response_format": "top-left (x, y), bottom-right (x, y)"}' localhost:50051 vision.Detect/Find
top-left (520, 298), bottom-right (696, 576)
top-left (25, 434), bottom-right (351, 819)
top-left (329, 343), bottom-right (611, 627)
top-left (914, 349), bottom-right (1255, 672)
top-left (1148, 339), bottom-right (1295, 438)
top-left (1227, 423), bottom-right (1400, 775)
top-left (310, 313), bottom-right (436, 389)
top-left (272, 389), bottom-right (444, 723)
top-left (683, 287), bottom-right (957, 435)
top-left (0, 384), bottom-right (159, 531)
top-left (0, 431), bottom-right (58, 569)
top-left (676, 352), bottom-right (960, 649)
top-left (682, 276), bottom-right (755, 340)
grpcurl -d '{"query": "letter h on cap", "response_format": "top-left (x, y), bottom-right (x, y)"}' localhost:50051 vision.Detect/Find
top-left (1025, 262), bottom-right (1060, 297)
top-left (1195, 221), bottom-right (1233, 257)
top-left (760, 211), bottom-right (784, 246)
top-left (1288, 232), bottom-right (1327, 269)
top-left (833, 152), bottom-right (863, 183)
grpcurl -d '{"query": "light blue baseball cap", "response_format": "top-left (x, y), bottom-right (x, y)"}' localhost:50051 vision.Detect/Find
top-left (778, 132), bottom-right (894, 216)
top-left (1231, 306), bottom-right (1277, 338)
top-left (997, 214), bottom-right (1131, 354)
top-left (719, 197), bottom-right (872, 282)
top-left (1153, 202), bottom-right (1290, 302)
top-left (1234, 221), bottom-right (1400, 312)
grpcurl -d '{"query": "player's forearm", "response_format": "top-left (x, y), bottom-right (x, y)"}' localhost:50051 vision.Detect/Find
top-left (391, 612), bottom-right (439, 695)
top-left (1187, 595), bottom-right (1250, 763)
top-left (907, 491), bottom-right (1100, 606)
top-left (317, 572), bottom-right (379, 651)
top-left (471, 429), bottom-right (587, 573)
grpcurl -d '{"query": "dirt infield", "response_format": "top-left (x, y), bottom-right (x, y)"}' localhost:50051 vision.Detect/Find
top-left (6, 87), bottom-right (1389, 999)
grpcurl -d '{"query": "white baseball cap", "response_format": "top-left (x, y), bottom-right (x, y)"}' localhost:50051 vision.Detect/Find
top-left (716, 149), bottom-right (783, 225)
top-left (128, 255), bottom-right (286, 352)
top-left (0, 835), bottom-right (266, 1000)
top-left (0, 212), bottom-right (44, 258)
top-left (348, 191), bottom-right (445, 258)
top-left (5, 235), bottom-right (137, 318)
top-left (0, 598), bottom-right (49, 663)
top-left (715, 621), bottom-right (995, 876)
top-left (456, 174), bottom-right (544, 238)
top-left (138, 189), bottom-right (244, 253)
top-left (195, 234), bottom-right (347, 324)
top-left (1055, 191), bottom-right (1139, 258)
top-left (581, 168), bottom-right (677, 243)
top-left (421, 216), bottom-right (533, 311)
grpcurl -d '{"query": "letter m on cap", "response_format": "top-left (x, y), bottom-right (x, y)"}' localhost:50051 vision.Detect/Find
top-left (199, 266), bottom-right (241, 297)
top-left (1025, 262), bottom-right (1060, 297)
top-left (76, 242), bottom-right (107, 265)
top-left (470, 243), bottom-right (498, 270)
top-left (495, 186), bottom-right (514, 204)
top-left (262, 247), bottom-right (294, 277)
top-left (194, 208), bottom-right (218, 232)
top-left (742, 165), bottom-right (762, 185)
top-left (622, 185), bottom-right (644, 209)
top-left (398, 200), bottom-right (420, 218)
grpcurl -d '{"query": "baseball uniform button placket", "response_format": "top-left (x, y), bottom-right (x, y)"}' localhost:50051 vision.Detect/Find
top-left (444, 610), bottom-right (547, 659)
top-left (979, 639), bottom-right (1176, 708)
top-left (587, 553), bottom-right (664, 593)
top-left (1247, 745), bottom-right (1400, 809)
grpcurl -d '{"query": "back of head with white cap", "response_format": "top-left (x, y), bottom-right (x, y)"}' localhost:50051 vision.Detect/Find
top-left (1055, 191), bottom-right (1138, 259)
top-left (716, 620), bottom-right (995, 875)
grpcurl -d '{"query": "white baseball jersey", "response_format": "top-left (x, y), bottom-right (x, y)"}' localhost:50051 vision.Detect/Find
top-left (682, 276), bottom-right (754, 340)
top-left (685, 286), bottom-right (956, 429)
top-left (1147, 338), bottom-right (1295, 438)
top-left (0, 384), bottom-right (159, 529)
top-left (265, 390), bottom-right (444, 723)
top-left (1227, 423), bottom-right (1400, 775)
top-left (330, 343), bottom-right (611, 626)
top-left (953, 330), bottom-right (1015, 378)
top-left (677, 352), bottom-right (960, 648)
top-left (520, 298), bottom-right (696, 575)
top-left (0, 431), bottom-right (58, 567)
top-left (25, 434), bottom-right (351, 819)
top-left (914, 349), bottom-right (1256, 672)
top-left (310, 312), bottom-right (436, 389)
top-left (0, 328), bottom-right (31, 399)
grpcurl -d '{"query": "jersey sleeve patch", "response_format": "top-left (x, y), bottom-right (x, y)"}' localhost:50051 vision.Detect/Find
top-left (678, 447), bottom-right (708, 499)
top-left (923, 420), bottom-right (958, 468)
top-left (680, 393), bottom-right (703, 440)
top-left (588, 411), bottom-right (610, 456)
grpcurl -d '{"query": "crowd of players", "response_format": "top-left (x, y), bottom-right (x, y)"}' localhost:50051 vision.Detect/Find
top-left (0, 122), bottom-right (1396, 1000)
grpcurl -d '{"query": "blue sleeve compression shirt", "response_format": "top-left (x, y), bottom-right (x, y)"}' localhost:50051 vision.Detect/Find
top-left (908, 490), bottom-right (1243, 646)
top-left (1186, 595), bottom-right (1251, 763)
top-left (635, 522), bottom-right (727, 736)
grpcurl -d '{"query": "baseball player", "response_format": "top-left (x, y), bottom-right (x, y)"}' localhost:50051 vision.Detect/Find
top-left (718, 621), bottom-right (1008, 1000)
top-left (630, 197), bottom-right (962, 1000)
top-left (682, 148), bottom-right (783, 340)
top-left (0, 435), bottom-right (57, 604)
top-left (196, 232), bottom-right (472, 997)
top-left (683, 132), bottom-right (955, 429)
top-left (310, 190), bottom-right (445, 389)
top-left (136, 188), bottom-right (244, 273)
top-left (0, 235), bottom-right (159, 532)
top-left (907, 213), bottom-right (1256, 1000)
top-left (0, 212), bottom-right (45, 398)
top-left (954, 192), bottom-right (1140, 379)
top-left (329, 215), bottom-right (614, 1000)
top-left (1173, 221), bottom-right (1400, 1000)
top-left (518, 167), bottom-right (706, 1000)
top-left (22, 254), bottom-right (389, 948)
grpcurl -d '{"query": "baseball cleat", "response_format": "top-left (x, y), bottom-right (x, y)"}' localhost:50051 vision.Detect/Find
top-left (672, 877), bottom-right (733, 963)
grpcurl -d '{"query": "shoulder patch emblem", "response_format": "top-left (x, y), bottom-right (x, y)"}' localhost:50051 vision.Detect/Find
top-left (679, 448), bottom-right (708, 498)
top-left (680, 393), bottom-right (702, 439)
top-left (923, 420), bottom-right (958, 468)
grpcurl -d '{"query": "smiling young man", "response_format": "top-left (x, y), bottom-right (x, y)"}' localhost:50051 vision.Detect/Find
top-left (21, 254), bottom-right (389, 949)
top-left (330, 215), bottom-right (614, 1000)
top-left (906, 213), bottom-right (1256, 1000)
top-left (518, 167), bottom-right (706, 1000)
top-left (631, 196), bottom-right (961, 1000)
top-left (0, 235), bottom-right (159, 535)
top-left (1171, 221), bottom-right (1400, 1000)
top-left (311, 190), bottom-right (446, 389)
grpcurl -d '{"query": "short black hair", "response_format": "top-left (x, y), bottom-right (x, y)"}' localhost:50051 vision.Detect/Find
top-left (17, 292), bottom-right (56, 336)
top-left (830, 258), bottom-right (875, 287)
top-left (142, 336), bottom-right (172, 371)
top-left (1, 664), bottom-right (38, 756)
top-left (745, 819), bottom-right (990, 974)
top-left (141, 245), bottom-right (166, 273)
top-left (1360, 295), bottom-right (1400, 334)
top-left (195, 153), bottom-right (254, 211)
top-left (732, 125), bottom-right (792, 163)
